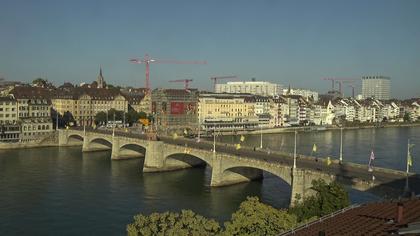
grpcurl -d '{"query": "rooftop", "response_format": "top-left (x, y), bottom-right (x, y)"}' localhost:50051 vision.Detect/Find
top-left (283, 197), bottom-right (420, 236)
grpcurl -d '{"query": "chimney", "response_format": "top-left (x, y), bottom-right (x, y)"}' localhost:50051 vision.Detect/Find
top-left (397, 202), bottom-right (404, 223)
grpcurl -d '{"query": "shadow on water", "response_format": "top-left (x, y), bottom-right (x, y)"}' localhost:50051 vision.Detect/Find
top-left (362, 174), bottom-right (420, 199)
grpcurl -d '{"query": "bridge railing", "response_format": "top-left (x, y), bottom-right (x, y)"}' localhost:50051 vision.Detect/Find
top-left (279, 203), bottom-right (362, 235)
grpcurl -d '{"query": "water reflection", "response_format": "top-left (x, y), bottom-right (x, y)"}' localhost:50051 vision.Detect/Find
top-left (0, 126), bottom-right (419, 235)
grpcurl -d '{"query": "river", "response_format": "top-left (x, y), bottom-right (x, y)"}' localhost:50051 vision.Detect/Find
top-left (0, 126), bottom-right (418, 235)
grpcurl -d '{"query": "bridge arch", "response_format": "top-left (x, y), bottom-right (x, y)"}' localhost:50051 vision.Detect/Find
top-left (165, 153), bottom-right (209, 169)
top-left (119, 143), bottom-right (146, 158)
top-left (87, 137), bottom-right (112, 151)
top-left (67, 134), bottom-right (84, 144)
top-left (216, 163), bottom-right (293, 188)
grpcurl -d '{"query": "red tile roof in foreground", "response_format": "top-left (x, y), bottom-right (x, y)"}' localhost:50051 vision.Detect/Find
top-left (283, 197), bottom-right (420, 236)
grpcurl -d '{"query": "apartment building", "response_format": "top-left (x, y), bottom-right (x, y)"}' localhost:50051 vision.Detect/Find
top-left (52, 87), bottom-right (128, 126)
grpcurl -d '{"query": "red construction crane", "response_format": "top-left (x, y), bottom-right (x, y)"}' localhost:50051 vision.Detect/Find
top-left (210, 75), bottom-right (238, 92)
top-left (169, 79), bottom-right (193, 90)
top-left (129, 54), bottom-right (206, 93)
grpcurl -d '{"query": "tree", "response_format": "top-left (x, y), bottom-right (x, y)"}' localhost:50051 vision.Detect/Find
top-left (94, 111), bottom-right (107, 125)
top-left (289, 179), bottom-right (350, 222)
top-left (108, 108), bottom-right (124, 122)
top-left (222, 197), bottom-right (297, 236)
top-left (138, 111), bottom-right (148, 119)
top-left (126, 109), bottom-right (140, 126)
top-left (404, 112), bottom-right (411, 122)
top-left (32, 77), bottom-right (53, 88)
top-left (62, 111), bottom-right (75, 126)
top-left (127, 210), bottom-right (221, 236)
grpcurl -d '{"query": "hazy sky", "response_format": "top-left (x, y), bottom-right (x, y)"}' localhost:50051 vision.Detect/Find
top-left (1, 0), bottom-right (419, 98)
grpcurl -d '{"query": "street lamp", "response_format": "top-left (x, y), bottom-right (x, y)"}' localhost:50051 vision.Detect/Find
top-left (293, 130), bottom-right (297, 169)
top-left (339, 127), bottom-right (343, 163)
top-left (213, 126), bottom-right (216, 154)
top-left (112, 112), bottom-right (116, 136)
top-left (260, 124), bottom-right (263, 149)
top-left (56, 110), bottom-right (59, 130)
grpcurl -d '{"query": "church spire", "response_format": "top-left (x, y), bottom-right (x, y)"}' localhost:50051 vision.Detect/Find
top-left (97, 66), bottom-right (105, 88)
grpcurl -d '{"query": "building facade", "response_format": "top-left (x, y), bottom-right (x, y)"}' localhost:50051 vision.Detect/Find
top-left (215, 81), bottom-right (282, 96)
top-left (198, 93), bottom-right (258, 132)
top-left (52, 88), bottom-right (128, 126)
top-left (151, 89), bottom-right (199, 133)
top-left (362, 75), bottom-right (391, 100)
top-left (8, 87), bottom-right (54, 141)
top-left (0, 96), bottom-right (20, 142)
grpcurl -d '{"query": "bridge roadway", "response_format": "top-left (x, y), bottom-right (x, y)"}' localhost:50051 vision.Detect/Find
top-left (61, 128), bottom-right (419, 203)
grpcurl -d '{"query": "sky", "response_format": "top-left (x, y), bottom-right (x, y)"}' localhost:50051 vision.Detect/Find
top-left (0, 0), bottom-right (419, 98)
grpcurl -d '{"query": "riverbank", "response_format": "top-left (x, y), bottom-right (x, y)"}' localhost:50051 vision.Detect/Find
top-left (0, 132), bottom-right (59, 150)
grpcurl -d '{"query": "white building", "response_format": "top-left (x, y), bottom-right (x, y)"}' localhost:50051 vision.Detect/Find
top-left (283, 88), bottom-right (319, 102)
top-left (215, 81), bottom-right (282, 96)
top-left (362, 75), bottom-right (391, 100)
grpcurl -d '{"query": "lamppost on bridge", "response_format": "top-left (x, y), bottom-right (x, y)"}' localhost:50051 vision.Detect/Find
top-left (112, 112), bottom-right (116, 136)
top-left (56, 110), bottom-right (59, 130)
top-left (293, 130), bottom-right (297, 169)
top-left (339, 127), bottom-right (343, 163)
top-left (213, 126), bottom-right (216, 155)
top-left (83, 116), bottom-right (86, 135)
top-left (260, 124), bottom-right (263, 149)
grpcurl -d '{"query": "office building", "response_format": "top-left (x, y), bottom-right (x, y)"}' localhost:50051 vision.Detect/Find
top-left (362, 76), bottom-right (391, 100)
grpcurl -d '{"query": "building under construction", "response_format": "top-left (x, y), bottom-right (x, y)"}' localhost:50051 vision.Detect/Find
top-left (151, 88), bottom-right (199, 134)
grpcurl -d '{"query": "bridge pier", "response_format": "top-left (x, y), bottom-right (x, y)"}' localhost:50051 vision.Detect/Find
top-left (290, 169), bottom-right (334, 207)
top-left (143, 141), bottom-right (165, 172)
top-left (111, 136), bottom-right (120, 160)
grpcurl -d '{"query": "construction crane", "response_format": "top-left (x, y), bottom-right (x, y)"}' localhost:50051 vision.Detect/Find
top-left (323, 78), bottom-right (357, 95)
top-left (348, 84), bottom-right (355, 98)
top-left (129, 54), bottom-right (206, 93)
top-left (323, 78), bottom-right (337, 91)
top-left (169, 79), bottom-right (193, 90)
top-left (210, 75), bottom-right (237, 92)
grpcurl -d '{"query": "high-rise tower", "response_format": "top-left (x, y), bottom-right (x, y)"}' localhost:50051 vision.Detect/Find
top-left (362, 75), bottom-right (391, 100)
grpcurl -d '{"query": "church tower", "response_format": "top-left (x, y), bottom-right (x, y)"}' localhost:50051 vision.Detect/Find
top-left (97, 67), bottom-right (105, 88)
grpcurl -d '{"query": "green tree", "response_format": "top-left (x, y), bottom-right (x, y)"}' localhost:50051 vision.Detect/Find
top-left (62, 111), bottom-right (75, 126)
top-left (222, 197), bottom-right (297, 236)
top-left (138, 111), bottom-right (148, 119)
top-left (108, 108), bottom-right (124, 122)
top-left (127, 210), bottom-right (221, 236)
top-left (289, 179), bottom-right (350, 222)
top-left (95, 111), bottom-right (107, 125)
top-left (126, 109), bottom-right (140, 126)
top-left (404, 112), bottom-right (411, 122)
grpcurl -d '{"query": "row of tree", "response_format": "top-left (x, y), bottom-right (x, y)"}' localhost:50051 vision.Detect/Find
top-left (51, 108), bottom-right (150, 128)
top-left (126, 179), bottom-right (350, 236)
top-left (93, 108), bottom-right (149, 126)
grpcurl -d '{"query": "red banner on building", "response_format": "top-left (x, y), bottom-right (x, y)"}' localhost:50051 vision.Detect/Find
top-left (170, 102), bottom-right (185, 115)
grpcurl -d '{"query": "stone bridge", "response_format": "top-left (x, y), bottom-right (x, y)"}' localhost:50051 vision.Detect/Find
top-left (58, 129), bottom-right (417, 205)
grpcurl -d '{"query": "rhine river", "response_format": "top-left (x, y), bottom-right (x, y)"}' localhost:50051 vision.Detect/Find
top-left (0, 126), bottom-right (419, 235)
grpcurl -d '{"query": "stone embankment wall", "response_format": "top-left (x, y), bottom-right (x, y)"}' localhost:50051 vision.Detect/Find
top-left (0, 132), bottom-right (59, 149)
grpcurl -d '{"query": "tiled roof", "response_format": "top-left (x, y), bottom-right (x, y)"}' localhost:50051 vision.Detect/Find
top-left (9, 86), bottom-right (54, 99)
top-left (53, 87), bottom-right (124, 100)
top-left (284, 197), bottom-right (420, 236)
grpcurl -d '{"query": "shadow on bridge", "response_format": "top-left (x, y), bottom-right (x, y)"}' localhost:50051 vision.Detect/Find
top-left (362, 174), bottom-right (420, 199)
top-left (165, 154), bottom-right (207, 169)
top-left (67, 134), bottom-right (83, 145)
top-left (119, 143), bottom-right (146, 159)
